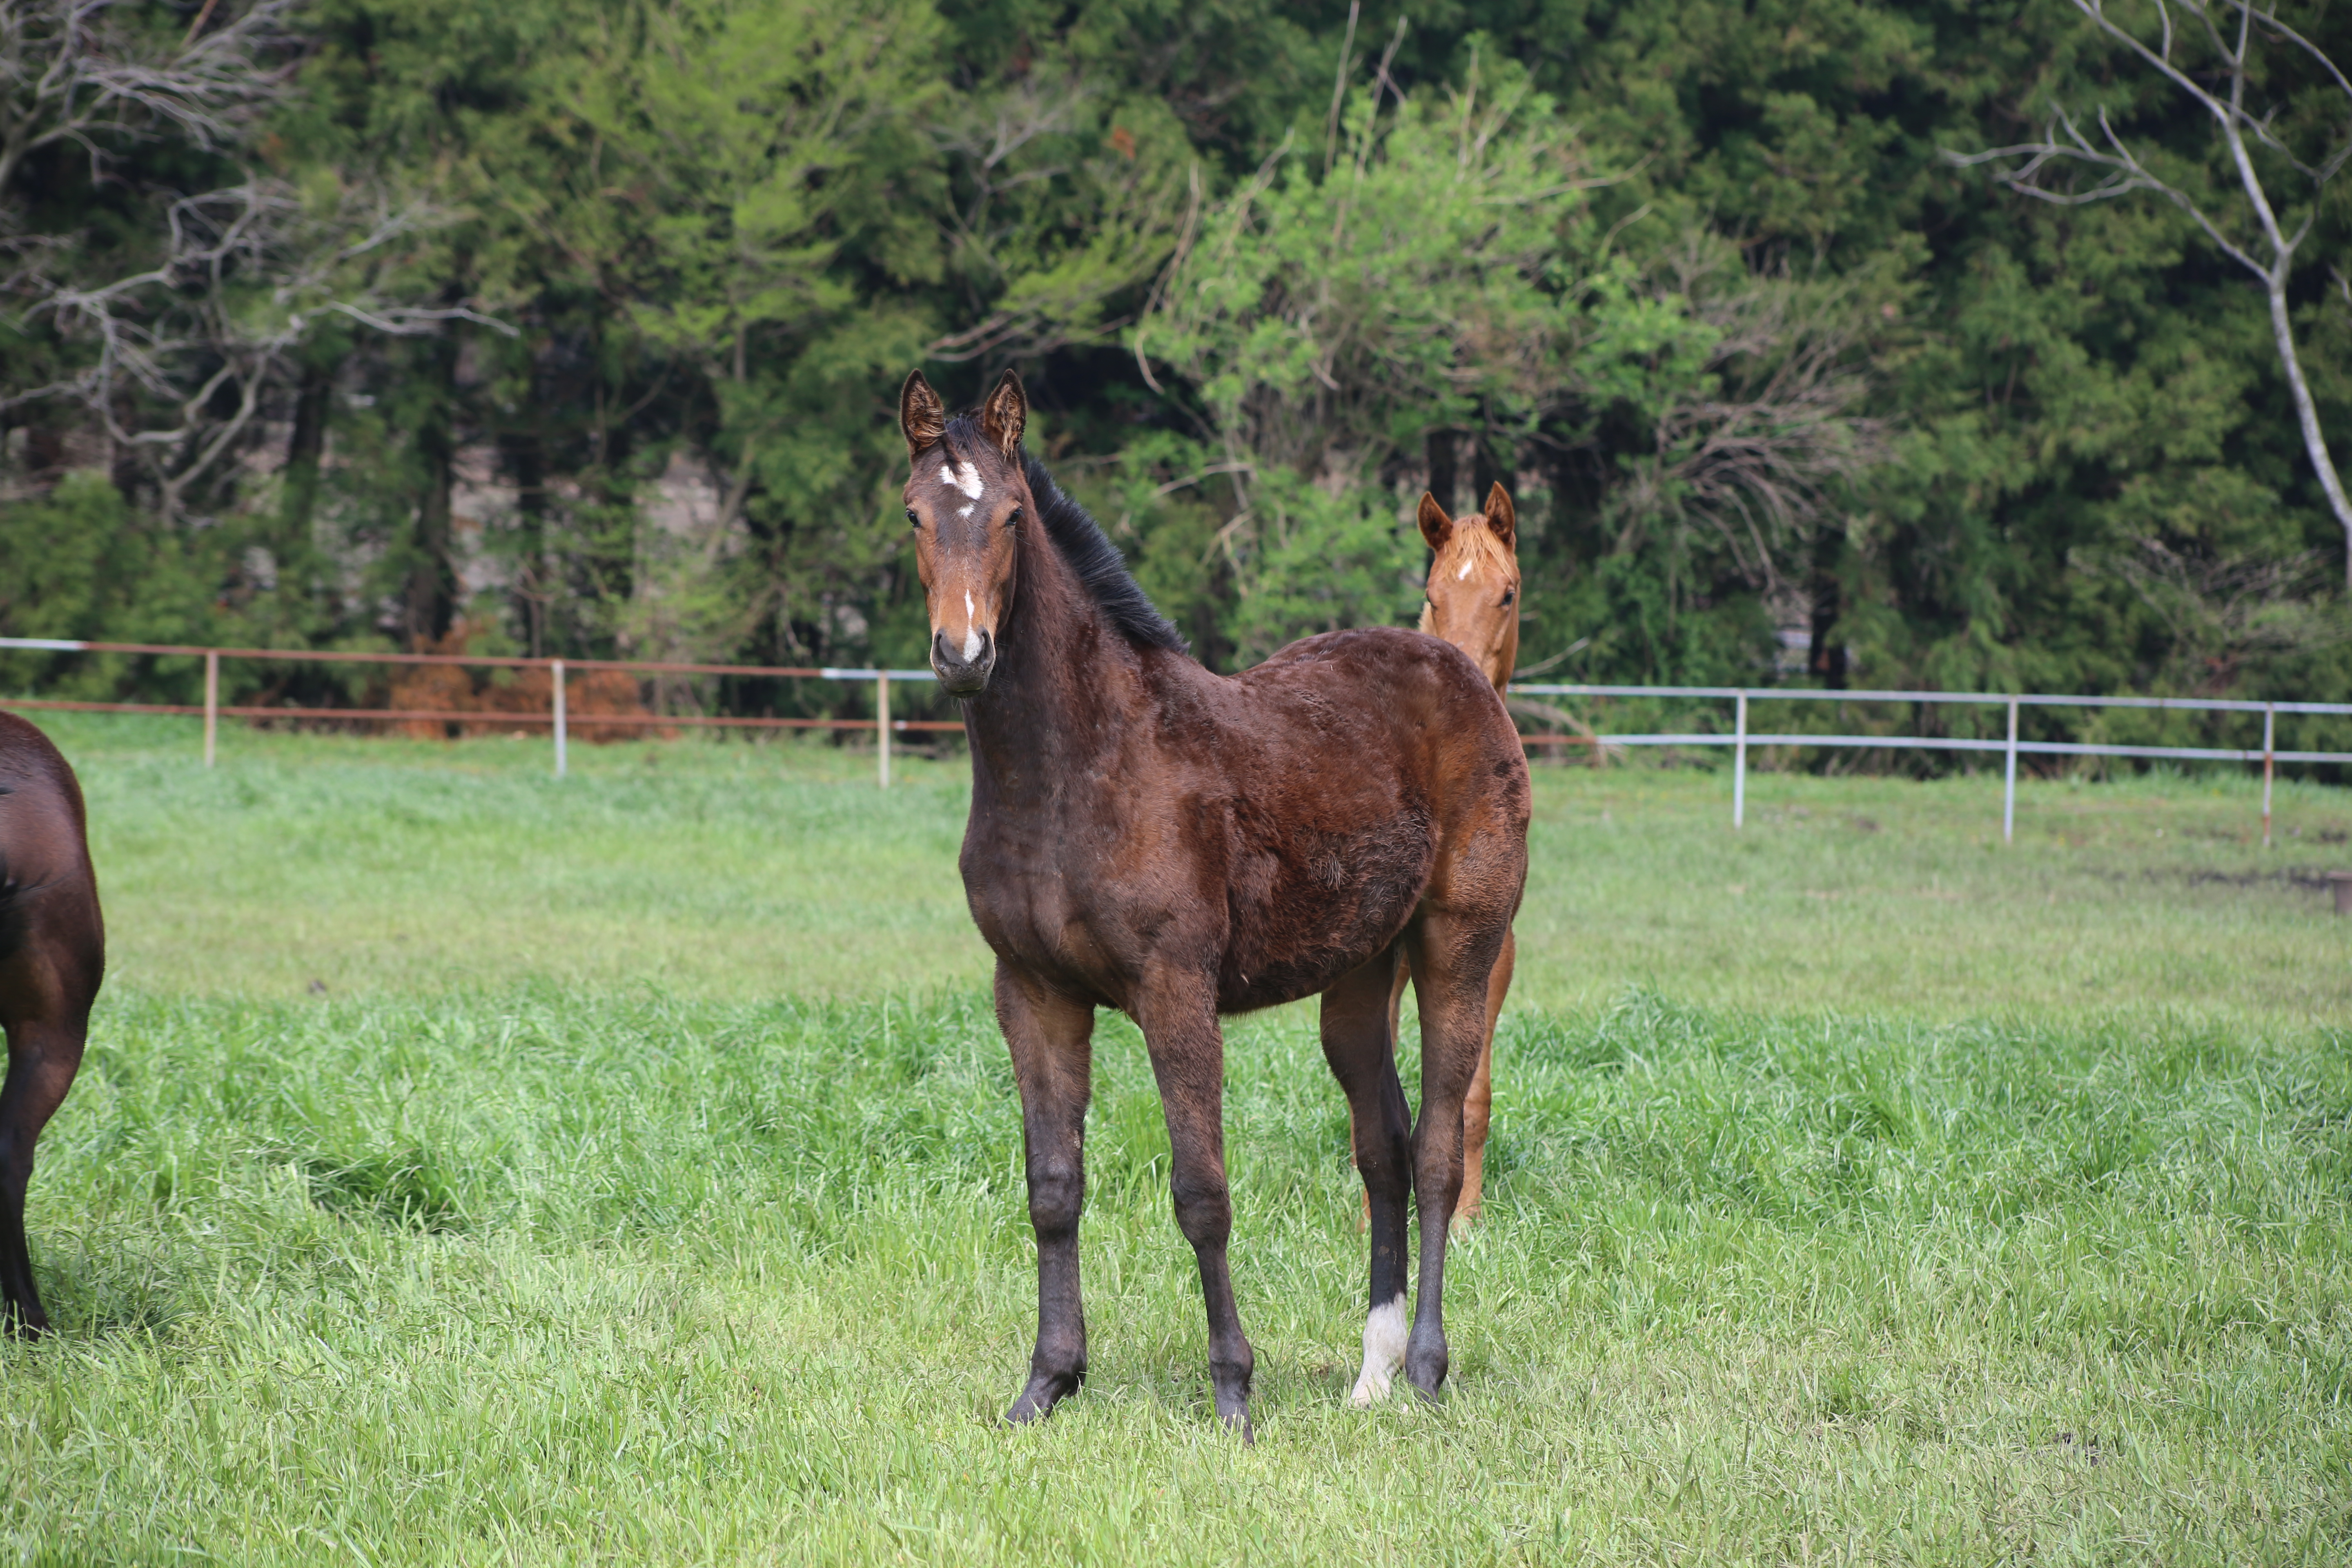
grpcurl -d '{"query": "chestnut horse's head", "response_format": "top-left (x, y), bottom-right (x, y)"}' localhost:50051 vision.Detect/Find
top-left (899, 368), bottom-right (1033, 694)
top-left (1416, 483), bottom-right (1520, 690)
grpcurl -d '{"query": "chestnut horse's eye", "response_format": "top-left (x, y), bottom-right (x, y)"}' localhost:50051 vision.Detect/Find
top-left (1501, 588), bottom-right (1516, 606)
top-left (905, 507), bottom-right (920, 528)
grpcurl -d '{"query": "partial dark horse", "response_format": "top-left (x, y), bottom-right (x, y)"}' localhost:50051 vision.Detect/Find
top-left (0, 711), bottom-right (103, 1338)
top-left (899, 369), bottom-right (1528, 1434)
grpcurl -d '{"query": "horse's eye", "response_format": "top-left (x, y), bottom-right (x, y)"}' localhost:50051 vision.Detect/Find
top-left (1501, 588), bottom-right (1516, 606)
top-left (1006, 504), bottom-right (1022, 527)
top-left (905, 507), bottom-right (920, 528)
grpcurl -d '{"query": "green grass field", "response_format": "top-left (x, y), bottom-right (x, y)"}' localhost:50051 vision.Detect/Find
top-left (5, 715), bottom-right (2350, 1564)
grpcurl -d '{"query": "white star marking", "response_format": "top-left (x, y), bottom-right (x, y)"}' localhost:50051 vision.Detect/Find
top-left (945, 461), bottom-right (983, 499)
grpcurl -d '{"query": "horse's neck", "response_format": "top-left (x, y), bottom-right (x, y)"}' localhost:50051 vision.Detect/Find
top-left (963, 524), bottom-right (1136, 800)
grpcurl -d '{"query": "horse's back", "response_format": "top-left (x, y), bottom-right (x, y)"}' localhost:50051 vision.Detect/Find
top-left (1190, 628), bottom-right (1527, 1009)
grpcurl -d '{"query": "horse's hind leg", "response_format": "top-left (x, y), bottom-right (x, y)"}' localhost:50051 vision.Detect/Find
top-left (1321, 949), bottom-right (1411, 1404)
top-left (1397, 909), bottom-right (1508, 1397)
top-left (1131, 971), bottom-right (1254, 1437)
top-left (996, 962), bottom-right (1096, 1424)
top-left (1, 1011), bottom-right (87, 1338)
top-left (1456, 927), bottom-right (1515, 1225)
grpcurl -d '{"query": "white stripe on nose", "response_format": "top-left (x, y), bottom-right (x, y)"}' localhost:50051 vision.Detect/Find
top-left (958, 590), bottom-right (982, 662)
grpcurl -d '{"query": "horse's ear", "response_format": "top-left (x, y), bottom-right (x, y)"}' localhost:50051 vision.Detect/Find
top-left (1417, 491), bottom-right (1453, 552)
top-left (1483, 482), bottom-right (1516, 548)
top-left (979, 367), bottom-right (1027, 459)
top-left (900, 370), bottom-right (947, 461)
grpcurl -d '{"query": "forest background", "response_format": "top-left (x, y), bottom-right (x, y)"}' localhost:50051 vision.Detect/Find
top-left (4, 0), bottom-right (2350, 745)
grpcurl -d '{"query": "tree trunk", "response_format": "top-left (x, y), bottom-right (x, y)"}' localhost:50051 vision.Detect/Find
top-left (1470, 422), bottom-right (1500, 514)
top-left (2262, 272), bottom-right (2352, 591)
top-left (1425, 429), bottom-right (1457, 515)
top-left (406, 336), bottom-right (462, 648)
top-left (280, 362), bottom-right (330, 541)
top-left (500, 421), bottom-right (548, 655)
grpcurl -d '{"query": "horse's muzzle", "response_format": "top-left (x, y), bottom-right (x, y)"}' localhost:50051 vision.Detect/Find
top-left (932, 628), bottom-right (996, 694)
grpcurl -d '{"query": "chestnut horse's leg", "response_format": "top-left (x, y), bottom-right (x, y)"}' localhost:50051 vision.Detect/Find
top-left (1368, 925), bottom-right (1510, 1232)
top-left (997, 962), bottom-right (1096, 1425)
top-left (1321, 949), bottom-right (1412, 1405)
top-left (1396, 907), bottom-right (1508, 1399)
top-left (1455, 927), bottom-right (1515, 1224)
top-left (1131, 971), bottom-right (1254, 1437)
top-left (0, 1013), bottom-right (87, 1338)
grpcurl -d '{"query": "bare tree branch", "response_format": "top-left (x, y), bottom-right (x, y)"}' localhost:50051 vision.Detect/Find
top-left (13, 179), bottom-right (506, 521)
top-left (0, 0), bottom-right (299, 199)
top-left (1947, 0), bottom-right (2352, 585)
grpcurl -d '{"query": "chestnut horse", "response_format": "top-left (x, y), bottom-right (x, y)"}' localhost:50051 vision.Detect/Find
top-left (0, 710), bottom-right (104, 1338)
top-left (900, 369), bottom-right (1528, 1434)
top-left (1401, 483), bottom-right (1522, 1227)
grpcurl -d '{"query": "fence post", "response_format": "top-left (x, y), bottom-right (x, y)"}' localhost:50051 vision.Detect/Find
top-left (552, 659), bottom-right (567, 779)
top-left (201, 648), bottom-right (217, 771)
top-left (1732, 689), bottom-right (1748, 830)
top-left (2262, 703), bottom-right (2275, 849)
top-left (2002, 697), bottom-right (2019, 844)
top-left (876, 670), bottom-right (891, 790)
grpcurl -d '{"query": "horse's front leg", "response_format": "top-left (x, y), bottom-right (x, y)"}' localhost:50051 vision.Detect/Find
top-left (996, 962), bottom-right (1096, 1425)
top-left (1131, 969), bottom-right (1254, 1438)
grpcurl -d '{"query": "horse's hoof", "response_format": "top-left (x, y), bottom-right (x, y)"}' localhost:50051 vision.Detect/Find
top-left (1002, 1369), bottom-right (1080, 1425)
top-left (1403, 1338), bottom-right (1449, 1401)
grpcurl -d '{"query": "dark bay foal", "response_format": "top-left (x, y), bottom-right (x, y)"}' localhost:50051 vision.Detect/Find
top-left (0, 710), bottom-right (104, 1338)
top-left (899, 369), bottom-right (1528, 1434)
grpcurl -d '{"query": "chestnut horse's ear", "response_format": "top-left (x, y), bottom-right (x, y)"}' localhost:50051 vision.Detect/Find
top-left (979, 367), bottom-right (1027, 459)
top-left (900, 370), bottom-right (947, 461)
top-left (1483, 482), bottom-right (1516, 548)
top-left (1417, 491), bottom-right (1453, 552)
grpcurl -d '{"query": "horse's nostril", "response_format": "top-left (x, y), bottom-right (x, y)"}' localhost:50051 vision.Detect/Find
top-left (934, 627), bottom-right (994, 669)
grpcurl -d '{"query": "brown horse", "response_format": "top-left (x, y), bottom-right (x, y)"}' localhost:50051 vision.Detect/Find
top-left (899, 369), bottom-right (1528, 1434)
top-left (1401, 483), bottom-right (1522, 1231)
top-left (0, 710), bottom-right (104, 1338)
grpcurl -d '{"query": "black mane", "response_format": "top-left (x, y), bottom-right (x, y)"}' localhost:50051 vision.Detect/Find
top-left (1022, 452), bottom-right (1188, 655)
top-left (933, 416), bottom-right (1188, 655)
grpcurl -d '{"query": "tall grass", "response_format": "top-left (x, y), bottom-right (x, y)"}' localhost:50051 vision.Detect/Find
top-left (8, 989), bottom-right (2348, 1563)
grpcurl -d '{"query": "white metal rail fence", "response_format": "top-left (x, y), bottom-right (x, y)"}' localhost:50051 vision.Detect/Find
top-left (0, 637), bottom-right (949, 787)
top-left (4, 638), bottom-right (2348, 839)
top-left (1509, 683), bottom-right (2352, 846)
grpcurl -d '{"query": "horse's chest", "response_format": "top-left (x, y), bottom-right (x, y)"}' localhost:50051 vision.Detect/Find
top-left (961, 810), bottom-right (1183, 981)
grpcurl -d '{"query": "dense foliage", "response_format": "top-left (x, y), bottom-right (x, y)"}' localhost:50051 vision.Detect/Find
top-left (4, 0), bottom-right (2349, 744)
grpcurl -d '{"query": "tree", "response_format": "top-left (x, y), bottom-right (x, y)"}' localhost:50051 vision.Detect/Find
top-left (0, 0), bottom-right (295, 198)
top-left (1952, 0), bottom-right (2352, 587)
top-left (1133, 50), bottom-right (1595, 657)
